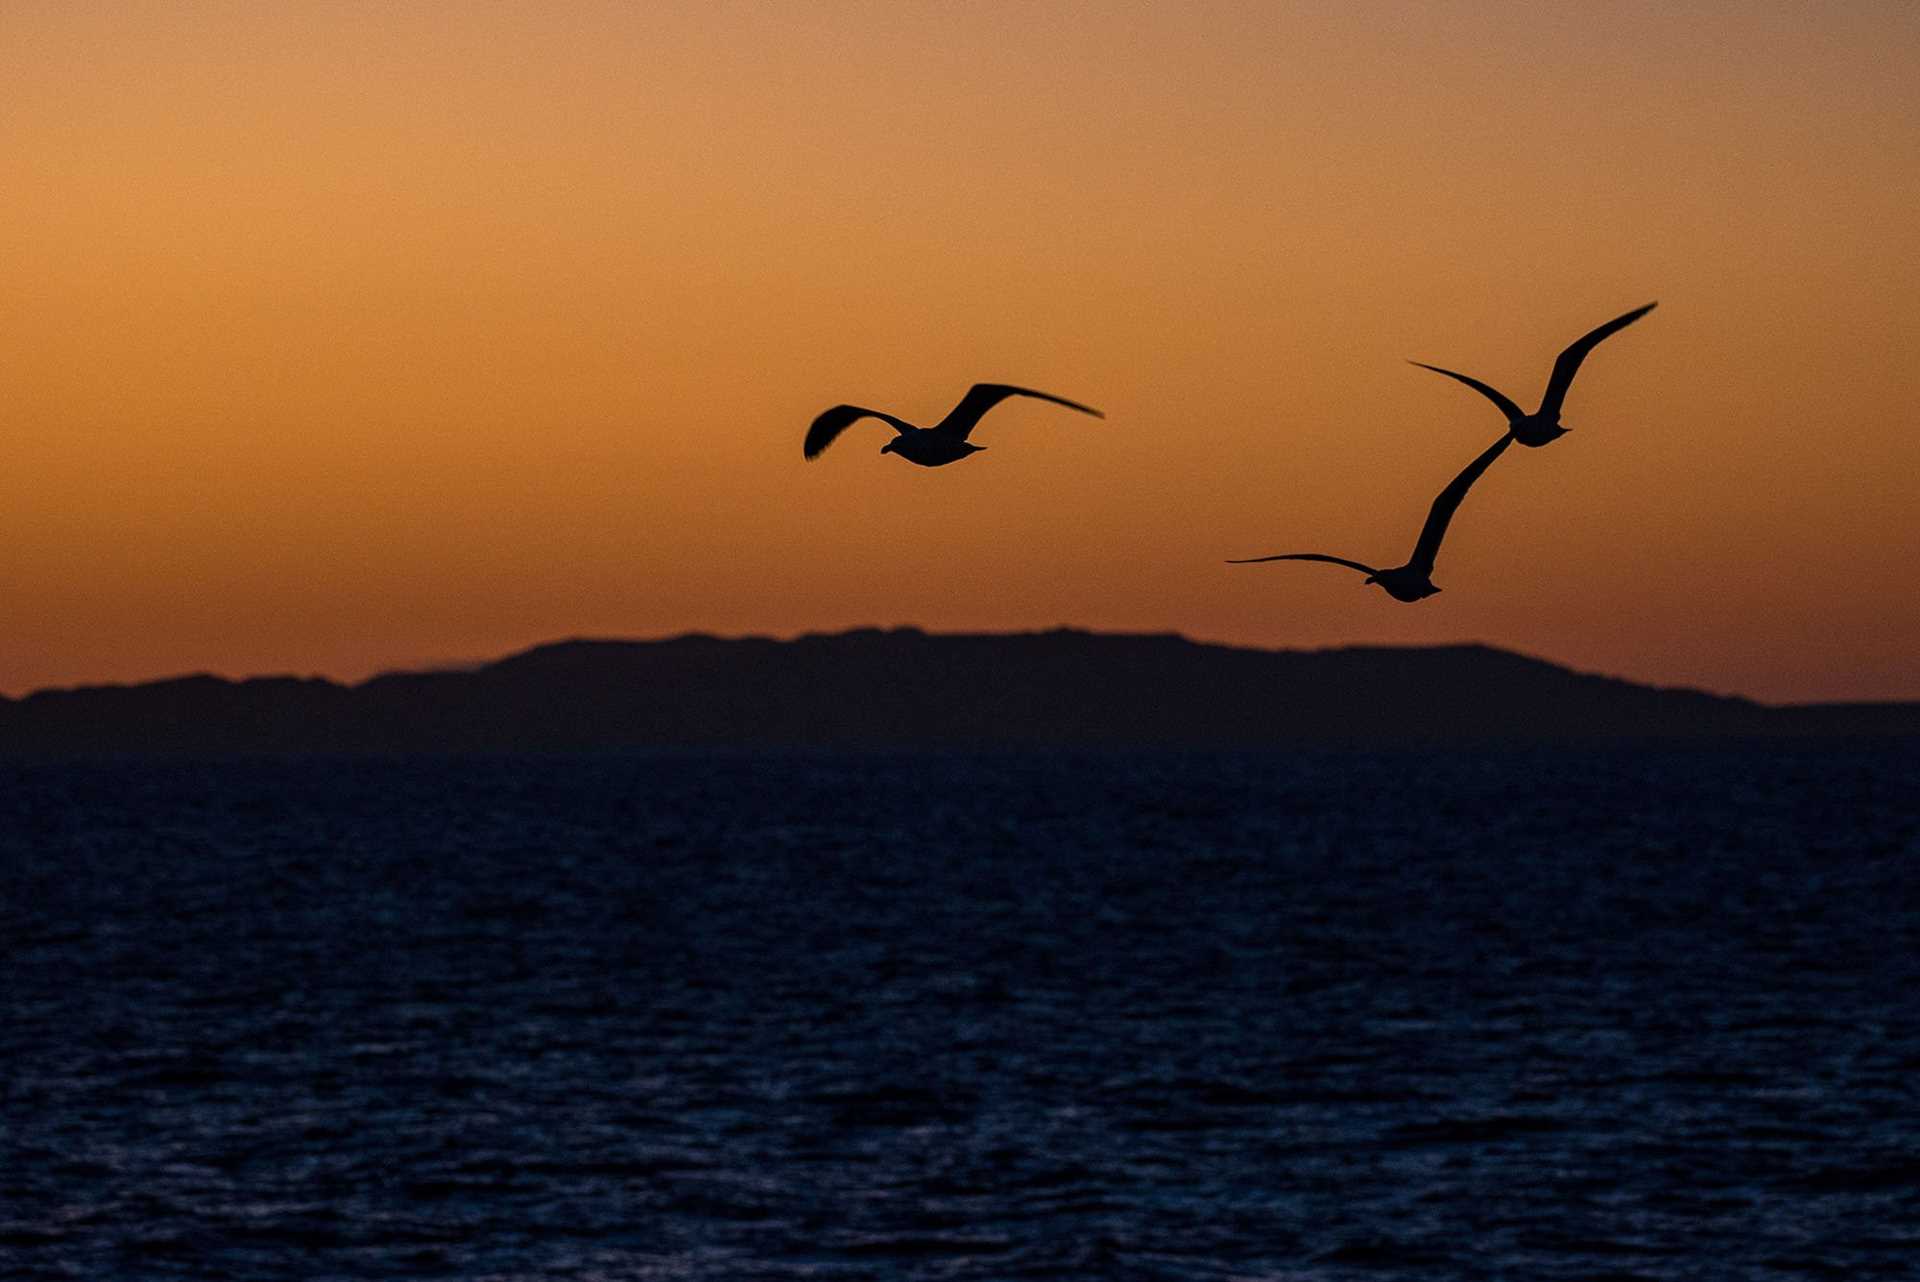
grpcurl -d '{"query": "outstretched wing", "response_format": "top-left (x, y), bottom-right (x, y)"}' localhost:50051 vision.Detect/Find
top-left (1408, 432), bottom-right (1513, 575)
top-left (1227, 552), bottom-right (1380, 577)
top-left (803, 405), bottom-right (914, 460)
top-left (1539, 301), bottom-right (1657, 419)
top-left (1407, 361), bottom-right (1525, 422)
top-left (933, 383), bottom-right (1104, 441)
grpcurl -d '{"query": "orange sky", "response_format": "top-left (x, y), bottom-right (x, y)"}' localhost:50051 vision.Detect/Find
top-left (4, 1), bottom-right (1917, 703)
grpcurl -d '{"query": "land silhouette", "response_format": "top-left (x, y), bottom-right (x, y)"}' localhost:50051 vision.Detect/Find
top-left (1229, 433), bottom-right (1513, 601)
top-left (803, 383), bottom-right (1104, 466)
top-left (1409, 301), bottom-right (1657, 447)
top-left (2, 629), bottom-right (1913, 755)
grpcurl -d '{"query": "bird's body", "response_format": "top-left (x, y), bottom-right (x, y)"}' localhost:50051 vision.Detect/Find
top-left (804, 383), bottom-right (1103, 466)
top-left (1409, 302), bottom-right (1656, 447)
top-left (880, 431), bottom-right (986, 468)
top-left (1229, 432), bottom-right (1514, 602)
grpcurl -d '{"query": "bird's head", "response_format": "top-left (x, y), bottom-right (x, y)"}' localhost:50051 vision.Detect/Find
top-left (879, 440), bottom-right (898, 455)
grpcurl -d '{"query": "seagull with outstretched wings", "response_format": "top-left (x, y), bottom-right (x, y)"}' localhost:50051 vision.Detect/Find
top-left (1229, 432), bottom-right (1514, 602)
top-left (1409, 302), bottom-right (1656, 447)
top-left (804, 382), bottom-right (1103, 467)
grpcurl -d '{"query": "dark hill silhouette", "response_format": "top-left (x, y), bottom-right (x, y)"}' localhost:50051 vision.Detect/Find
top-left (1, 629), bottom-right (1914, 756)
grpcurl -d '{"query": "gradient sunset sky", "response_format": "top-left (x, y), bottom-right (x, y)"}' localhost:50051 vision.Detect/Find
top-left (5, 1), bottom-right (1917, 702)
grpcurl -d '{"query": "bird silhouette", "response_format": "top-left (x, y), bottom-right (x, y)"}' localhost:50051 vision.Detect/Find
top-left (803, 383), bottom-right (1103, 466)
top-left (1408, 302), bottom-right (1656, 447)
top-left (1228, 433), bottom-right (1514, 602)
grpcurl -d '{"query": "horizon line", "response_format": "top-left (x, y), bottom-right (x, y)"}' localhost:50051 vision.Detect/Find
top-left (6, 626), bottom-right (1909, 712)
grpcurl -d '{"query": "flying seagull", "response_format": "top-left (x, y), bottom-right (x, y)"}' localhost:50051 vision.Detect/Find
top-left (803, 382), bottom-right (1103, 467)
top-left (1228, 432), bottom-right (1514, 602)
top-left (1408, 302), bottom-right (1656, 447)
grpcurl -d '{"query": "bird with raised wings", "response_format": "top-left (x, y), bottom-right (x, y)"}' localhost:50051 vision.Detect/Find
top-left (803, 382), bottom-right (1103, 467)
top-left (1408, 302), bottom-right (1656, 447)
top-left (1228, 433), bottom-right (1514, 602)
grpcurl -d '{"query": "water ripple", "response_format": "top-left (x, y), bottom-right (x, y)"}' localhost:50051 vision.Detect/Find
top-left (3, 744), bottom-right (1917, 1279)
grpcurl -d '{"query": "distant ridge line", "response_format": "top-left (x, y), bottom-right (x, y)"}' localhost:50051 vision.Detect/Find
top-left (2, 629), bottom-right (1914, 756)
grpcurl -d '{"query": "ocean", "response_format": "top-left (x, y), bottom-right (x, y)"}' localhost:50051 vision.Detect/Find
top-left (4, 744), bottom-right (1917, 1280)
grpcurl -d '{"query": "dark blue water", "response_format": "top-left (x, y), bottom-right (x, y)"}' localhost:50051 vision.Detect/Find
top-left (4, 745), bottom-right (1918, 1280)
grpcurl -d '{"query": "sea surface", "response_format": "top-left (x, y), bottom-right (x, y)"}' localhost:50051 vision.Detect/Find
top-left (3, 744), bottom-right (1918, 1280)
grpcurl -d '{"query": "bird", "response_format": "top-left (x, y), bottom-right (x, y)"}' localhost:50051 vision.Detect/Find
top-left (1228, 432), bottom-right (1514, 602)
top-left (803, 382), bottom-right (1103, 466)
top-left (1408, 302), bottom-right (1656, 447)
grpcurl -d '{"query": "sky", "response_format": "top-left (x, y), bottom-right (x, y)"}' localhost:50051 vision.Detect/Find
top-left (3, 0), bottom-right (1917, 703)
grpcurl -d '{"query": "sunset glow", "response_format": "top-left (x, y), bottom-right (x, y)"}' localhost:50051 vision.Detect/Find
top-left (5, 1), bottom-right (1917, 701)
